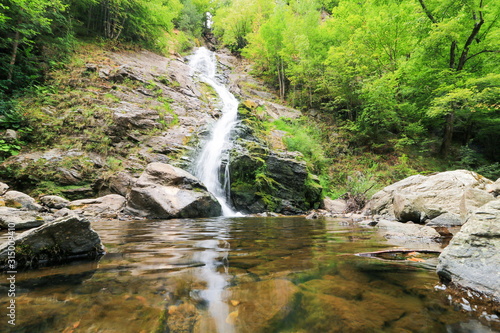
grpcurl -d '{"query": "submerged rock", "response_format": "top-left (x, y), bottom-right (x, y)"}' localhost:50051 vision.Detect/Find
top-left (365, 170), bottom-right (494, 225)
top-left (227, 279), bottom-right (299, 332)
top-left (0, 214), bottom-right (104, 270)
top-left (125, 162), bottom-right (221, 219)
top-left (437, 199), bottom-right (500, 302)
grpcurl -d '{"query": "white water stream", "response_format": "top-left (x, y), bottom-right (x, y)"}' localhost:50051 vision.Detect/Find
top-left (188, 47), bottom-right (240, 333)
top-left (189, 47), bottom-right (239, 217)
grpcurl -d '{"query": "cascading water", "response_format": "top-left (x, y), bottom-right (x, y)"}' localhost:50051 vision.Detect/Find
top-left (189, 47), bottom-right (239, 216)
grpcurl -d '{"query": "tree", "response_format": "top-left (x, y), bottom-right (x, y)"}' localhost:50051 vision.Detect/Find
top-left (416, 0), bottom-right (500, 156)
top-left (0, 0), bottom-right (66, 85)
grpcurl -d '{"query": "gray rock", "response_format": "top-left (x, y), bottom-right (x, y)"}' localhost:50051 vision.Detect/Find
top-left (427, 212), bottom-right (463, 227)
top-left (3, 129), bottom-right (18, 141)
top-left (54, 208), bottom-right (72, 218)
top-left (229, 139), bottom-right (322, 214)
top-left (459, 187), bottom-right (494, 220)
top-left (365, 170), bottom-right (494, 225)
top-left (2, 191), bottom-right (43, 211)
top-left (69, 194), bottom-right (126, 217)
top-left (323, 197), bottom-right (347, 213)
top-left (376, 220), bottom-right (442, 242)
top-left (437, 199), bottom-right (500, 302)
top-left (0, 214), bottom-right (104, 270)
top-left (125, 162), bottom-right (221, 219)
top-left (56, 167), bottom-right (82, 185)
top-left (40, 195), bottom-right (70, 209)
top-left (0, 207), bottom-right (45, 230)
top-left (0, 182), bottom-right (8, 196)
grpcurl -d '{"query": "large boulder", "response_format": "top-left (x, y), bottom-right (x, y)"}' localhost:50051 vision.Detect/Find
top-left (0, 207), bottom-right (45, 230)
top-left (365, 170), bottom-right (494, 225)
top-left (229, 140), bottom-right (322, 215)
top-left (437, 199), bottom-right (500, 302)
top-left (0, 214), bottom-right (104, 270)
top-left (125, 162), bottom-right (221, 219)
top-left (2, 191), bottom-right (43, 211)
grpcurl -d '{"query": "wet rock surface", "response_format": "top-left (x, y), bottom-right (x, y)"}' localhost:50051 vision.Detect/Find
top-left (437, 199), bottom-right (500, 302)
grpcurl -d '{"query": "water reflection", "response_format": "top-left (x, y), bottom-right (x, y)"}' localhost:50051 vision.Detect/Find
top-left (193, 218), bottom-right (234, 333)
top-left (0, 217), bottom-right (498, 332)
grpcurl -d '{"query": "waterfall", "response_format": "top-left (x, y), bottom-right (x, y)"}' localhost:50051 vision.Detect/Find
top-left (189, 47), bottom-right (239, 216)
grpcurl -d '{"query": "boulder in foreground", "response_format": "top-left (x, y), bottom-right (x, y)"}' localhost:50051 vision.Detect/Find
top-left (437, 199), bottom-right (500, 302)
top-left (125, 162), bottom-right (222, 219)
top-left (0, 214), bottom-right (104, 270)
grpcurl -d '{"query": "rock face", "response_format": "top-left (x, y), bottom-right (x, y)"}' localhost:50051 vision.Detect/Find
top-left (437, 199), bottom-right (500, 301)
top-left (0, 207), bottom-right (45, 230)
top-left (125, 162), bottom-right (222, 219)
top-left (365, 170), bottom-right (494, 225)
top-left (0, 214), bottom-right (104, 269)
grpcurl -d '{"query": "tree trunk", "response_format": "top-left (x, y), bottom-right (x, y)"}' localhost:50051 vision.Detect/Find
top-left (7, 27), bottom-right (21, 81)
top-left (439, 111), bottom-right (454, 157)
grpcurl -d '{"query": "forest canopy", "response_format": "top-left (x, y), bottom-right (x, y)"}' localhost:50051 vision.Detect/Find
top-left (212, 0), bottom-right (500, 176)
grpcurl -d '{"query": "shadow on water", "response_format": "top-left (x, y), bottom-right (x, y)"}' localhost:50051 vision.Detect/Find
top-left (0, 216), bottom-right (498, 332)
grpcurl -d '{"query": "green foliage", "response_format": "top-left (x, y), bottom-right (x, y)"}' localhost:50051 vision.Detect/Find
top-left (272, 117), bottom-right (330, 175)
top-left (213, 0), bottom-right (500, 177)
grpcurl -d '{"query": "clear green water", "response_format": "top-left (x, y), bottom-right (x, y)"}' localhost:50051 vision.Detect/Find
top-left (0, 217), bottom-right (498, 332)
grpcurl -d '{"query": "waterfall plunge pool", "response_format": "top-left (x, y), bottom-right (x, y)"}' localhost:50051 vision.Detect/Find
top-left (1, 216), bottom-right (498, 332)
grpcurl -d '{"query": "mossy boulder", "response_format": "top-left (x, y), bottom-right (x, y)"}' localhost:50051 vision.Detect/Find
top-left (229, 139), bottom-right (322, 214)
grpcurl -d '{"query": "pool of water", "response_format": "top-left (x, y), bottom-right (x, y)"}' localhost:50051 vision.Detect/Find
top-left (0, 216), bottom-right (498, 332)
